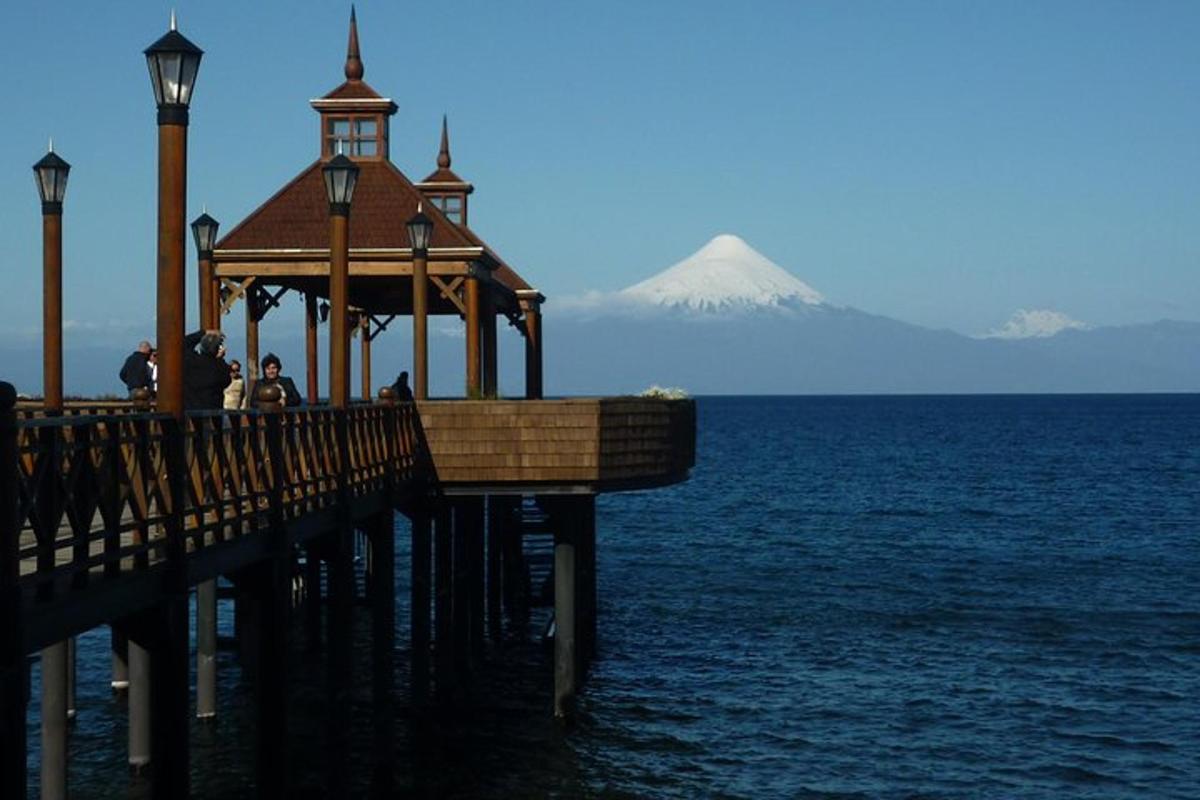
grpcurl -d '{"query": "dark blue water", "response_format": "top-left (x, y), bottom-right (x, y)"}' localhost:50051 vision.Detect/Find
top-left (27, 395), bottom-right (1200, 798)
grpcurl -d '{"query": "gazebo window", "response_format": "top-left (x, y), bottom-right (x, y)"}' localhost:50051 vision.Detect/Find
top-left (325, 115), bottom-right (380, 157)
top-left (431, 194), bottom-right (463, 224)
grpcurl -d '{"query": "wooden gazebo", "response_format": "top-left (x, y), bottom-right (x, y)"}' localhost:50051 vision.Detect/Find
top-left (209, 11), bottom-right (544, 400)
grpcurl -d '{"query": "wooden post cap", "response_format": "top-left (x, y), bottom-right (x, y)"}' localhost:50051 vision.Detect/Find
top-left (378, 386), bottom-right (396, 405)
top-left (131, 388), bottom-right (153, 410)
top-left (0, 381), bottom-right (15, 411)
top-left (254, 383), bottom-right (283, 411)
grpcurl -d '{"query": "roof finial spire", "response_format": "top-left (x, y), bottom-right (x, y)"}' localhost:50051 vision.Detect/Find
top-left (48, 137), bottom-right (54, 153)
top-left (345, 6), bottom-right (364, 81)
top-left (437, 115), bottom-right (451, 169)
top-left (170, 9), bottom-right (177, 31)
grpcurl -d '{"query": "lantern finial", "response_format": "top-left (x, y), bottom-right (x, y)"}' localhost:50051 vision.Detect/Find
top-left (345, 6), bottom-right (364, 81)
top-left (437, 115), bottom-right (452, 169)
top-left (48, 137), bottom-right (53, 153)
top-left (170, 9), bottom-right (177, 31)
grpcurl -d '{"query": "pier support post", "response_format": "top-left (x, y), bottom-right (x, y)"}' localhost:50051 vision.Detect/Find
top-left (452, 501), bottom-right (471, 683)
top-left (434, 505), bottom-right (453, 700)
top-left (231, 557), bottom-right (291, 798)
top-left (410, 511), bottom-right (432, 709)
top-left (40, 642), bottom-right (68, 800)
top-left (553, 513), bottom-right (577, 720)
top-left (196, 579), bottom-right (217, 720)
top-left (367, 511), bottom-right (395, 795)
top-left (0, 384), bottom-right (26, 799)
top-left (502, 499), bottom-right (529, 634)
top-left (304, 545), bottom-right (323, 651)
top-left (465, 497), bottom-right (485, 662)
top-left (326, 528), bottom-right (355, 796)
top-left (486, 496), bottom-right (506, 642)
top-left (122, 596), bottom-right (190, 797)
top-left (111, 627), bottom-right (129, 692)
top-left (66, 638), bottom-right (76, 721)
top-left (578, 495), bottom-right (597, 676)
top-left (127, 641), bottom-right (151, 772)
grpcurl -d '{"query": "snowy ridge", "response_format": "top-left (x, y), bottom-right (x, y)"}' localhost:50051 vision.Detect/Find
top-left (982, 309), bottom-right (1090, 340)
top-left (620, 234), bottom-right (825, 312)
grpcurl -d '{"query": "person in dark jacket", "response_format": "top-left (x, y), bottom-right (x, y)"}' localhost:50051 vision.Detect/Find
top-left (182, 330), bottom-right (231, 410)
top-left (247, 353), bottom-right (302, 408)
top-left (119, 340), bottom-right (154, 396)
top-left (391, 371), bottom-right (415, 402)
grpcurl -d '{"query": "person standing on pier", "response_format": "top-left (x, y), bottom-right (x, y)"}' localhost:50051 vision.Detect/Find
top-left (183, 329), bottom-right (232, 410)
top-left (118, 340), bottom-right (154, 397)
top-left (248, 353), bottom-right (303, 408)
top-left (391, 371), bottom-right (415, 402)
top-left (223, 359), bottom-right (247, 409)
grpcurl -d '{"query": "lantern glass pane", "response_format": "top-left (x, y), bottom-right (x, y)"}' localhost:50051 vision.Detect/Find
top-left (147, 56), bottom-right (165, 106)
top-left (158, 52), bottom-right (184, 104)
top-left (177, 53), bottom-right (200, 106)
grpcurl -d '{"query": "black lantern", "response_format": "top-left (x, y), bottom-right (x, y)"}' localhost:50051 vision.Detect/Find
top-left (322, 153), bottom-right (360, 211)
top-left (191, 212), bottom-right (220, 257)
top-left (33, 147), bottom-right (70, 213)
top-left (406, 205), bottom-right (434, 253)
top-left (144, 13), bottom-right (203, 113)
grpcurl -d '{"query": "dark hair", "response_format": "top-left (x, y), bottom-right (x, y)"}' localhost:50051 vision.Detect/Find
top-left (261, 353), bottom-right (281, 370)
top-left (230, 360), bottom-right (241, 369)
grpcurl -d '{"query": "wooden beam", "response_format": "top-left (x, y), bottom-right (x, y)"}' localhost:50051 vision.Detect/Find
top-left (430, 276), bottom-right (466, 316)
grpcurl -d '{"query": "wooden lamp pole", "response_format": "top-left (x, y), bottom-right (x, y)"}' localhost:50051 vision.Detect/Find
top-left (406, 206), bottom-right (433, 399)
top-left (323, 153), bottom-right (359, 408)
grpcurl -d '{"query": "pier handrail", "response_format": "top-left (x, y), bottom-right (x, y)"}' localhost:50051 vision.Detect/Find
top-left (5, 403), bottom-right (433, 602)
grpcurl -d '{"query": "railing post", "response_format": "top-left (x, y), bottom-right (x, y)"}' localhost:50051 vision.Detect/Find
top-left (0, 382), bottom-right (28, 799)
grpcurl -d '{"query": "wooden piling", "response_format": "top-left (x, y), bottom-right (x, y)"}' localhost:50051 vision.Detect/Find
top-left (410, 511), bottom-right (432, 708)
top-left (434, 506), bottom-right (453, 699)
top-left (111, 627), bottom-right (129, 691)
top-left (196, 580), bottom-right (217, 720)
top-left (40, 642), bottom-right (68, 799)
top-left (486, 496), bottom-right (506, 642)
top-left (368, 511), bottom-right (395, 795)
top-left (553, 518), bottom-right (577, 720)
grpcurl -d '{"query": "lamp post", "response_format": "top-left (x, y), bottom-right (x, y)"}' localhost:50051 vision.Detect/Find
top-left (406, 206), bottom-right (433, 400)
top-left (33, 142), bottom-right (70, 800)
top-left (145, 12), bottom-right (202, 419)
top-left (323, 153), bottom-right (359, 408)
top-left (191, 212), bottom-right (219, 330)
top-left (33, 146), bottom-right (70, 413)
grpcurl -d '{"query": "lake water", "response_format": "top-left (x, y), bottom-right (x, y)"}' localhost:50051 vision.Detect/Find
top-left (26, 395), bottom-right (1200, 798)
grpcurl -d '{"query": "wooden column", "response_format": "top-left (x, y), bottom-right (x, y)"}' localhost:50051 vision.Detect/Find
top-left (486, 497), bottom-right (506, 642)
top-left (367, 511), bottom-right (395, 796)
top-left (42, 209), bottom-right (63, 413)
top-left (410, 511), bottom-right (432, 709)
top-left (198, 254), bottom-right (216, 329)
top-left (521, 294), bottom-right (544, 399)
top-left (553, 508), bottom-right (577, 720)
top-left (465, 497), bottom-right (485, 661)
top-left (245, 289), bottom-right (260, 386)
top-left (434, 506), bottom-right (453, 699)
top-left (482, 289), bottom-right (497, 398)
top-left (464, 272), bottom-right (481, 398)
top-left (360, 314), bottom-right (372, 401)
top-left (329, 211), bottom-right (350, 408)
top-left (412, 250), bottom-right (428, 399)
top-left (196, 580), bottom-right (217, 720)
top-left (154, 116), bottom-right (187, 419)
top-left (305, 293), bottom-right (319, 404)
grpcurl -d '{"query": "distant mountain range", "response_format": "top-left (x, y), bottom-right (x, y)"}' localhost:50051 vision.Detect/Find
top-left (542, 235), bottom-right (1200, 395)
top-left (2, 235), bottom-right (1195, 397)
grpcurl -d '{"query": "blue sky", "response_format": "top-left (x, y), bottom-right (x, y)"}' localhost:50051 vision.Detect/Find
top-left (1, 0), bottom-right (1198, 349)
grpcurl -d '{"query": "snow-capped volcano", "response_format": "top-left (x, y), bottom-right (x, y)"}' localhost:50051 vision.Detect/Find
top-left (620, 234), bottom-right (825, 312)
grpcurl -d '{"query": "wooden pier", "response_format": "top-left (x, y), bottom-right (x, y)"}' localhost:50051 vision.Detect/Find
top-left (0, 390), bottom-right (695, 797)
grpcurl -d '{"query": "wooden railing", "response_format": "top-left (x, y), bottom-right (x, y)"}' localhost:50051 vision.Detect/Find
top-left (5, 403), bottom-right (434, 602)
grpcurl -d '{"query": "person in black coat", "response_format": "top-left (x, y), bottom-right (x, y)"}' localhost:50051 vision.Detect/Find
top-left (182, 330), bottom-right (232, 410)
top-left (391, 371), bottom-right (415, 402)
top-left (247, 353), bottom-right (303, 408)
top-left (119, 340), bottom-right (154, 396)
